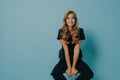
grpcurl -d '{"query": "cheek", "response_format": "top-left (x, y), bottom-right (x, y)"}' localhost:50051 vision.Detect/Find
top-left (66, 19), bottom-right (69, 23)
top-left (72, 19), bottom-right (76, 23)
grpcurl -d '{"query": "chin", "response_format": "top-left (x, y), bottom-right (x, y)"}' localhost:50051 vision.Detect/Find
top-left (68, 25), bottom-right (74, 27)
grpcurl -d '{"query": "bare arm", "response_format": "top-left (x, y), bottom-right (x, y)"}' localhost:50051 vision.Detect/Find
top-left (72, 40), bottom-right (82, 68)
top-left (71, 40), bottom-right (82, 77)
top-left (60, 40), bottom-right (71, 69)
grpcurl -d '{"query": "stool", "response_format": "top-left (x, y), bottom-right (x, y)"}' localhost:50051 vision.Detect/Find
top-left (63, 73), bottom-right (80, 80)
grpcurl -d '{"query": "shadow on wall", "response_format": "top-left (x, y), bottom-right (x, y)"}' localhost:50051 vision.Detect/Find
top-left (81, 28), bottom-right (100, 80)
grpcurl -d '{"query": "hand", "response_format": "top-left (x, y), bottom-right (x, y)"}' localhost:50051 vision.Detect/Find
top-left (66, 68), bottom-right (72, 77)
top-left (71, 67), bottom-right (78, 77)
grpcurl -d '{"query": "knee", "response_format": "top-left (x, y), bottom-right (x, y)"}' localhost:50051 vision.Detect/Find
top-left (51, 70), bottom-right (57, 76)
top-left (82, 70), bottom-right (94, 79)
top-left (51, 71), bottom-right (57, 79)
top-left (51, 71), bottom-right (57, 80)
top-left (88, 70), bottom-right (94, 79)
top-left (51, 70), bottom-right (61, 77)
top-left (51, 71), bottom-right (65, 80)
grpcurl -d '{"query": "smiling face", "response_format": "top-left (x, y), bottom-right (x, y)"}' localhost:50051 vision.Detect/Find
top-left (66, 13), bottom-right (76, 27)
top-left (62, 10), bottom-right (79, 43)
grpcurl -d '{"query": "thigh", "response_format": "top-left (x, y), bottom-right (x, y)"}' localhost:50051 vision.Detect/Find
top-left (76, 60), bottom-right (93, 74)
top-left (51, 59), bottom-right (67, 74)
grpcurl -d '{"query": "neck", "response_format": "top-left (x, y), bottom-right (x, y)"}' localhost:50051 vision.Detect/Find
top-left (68, 26), bottom-right (72, 35)
top-left (68, 26), bottom-right (72, 32)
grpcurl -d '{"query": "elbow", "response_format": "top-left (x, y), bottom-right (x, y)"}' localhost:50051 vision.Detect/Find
top-left (62, 44), bottom-right (68, 50)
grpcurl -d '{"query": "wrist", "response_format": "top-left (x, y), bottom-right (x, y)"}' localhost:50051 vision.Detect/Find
top-left (72, 65), bottom-right (76, 69)
top-left (67, 66), bottom-right (72, 69)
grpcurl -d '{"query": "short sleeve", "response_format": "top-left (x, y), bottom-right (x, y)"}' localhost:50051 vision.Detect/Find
top-left (77, 28), bottom-right (85, 40)
top-left (57, 29), bottom-right (62, 40)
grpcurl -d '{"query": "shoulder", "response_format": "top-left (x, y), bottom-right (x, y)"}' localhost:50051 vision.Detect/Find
top-left (58, 28), bottom-right (62, 31)
top-left (57, 28), bottom-right (63, 40)
top-left (77, 27), bottom-right (85, 40)
top-left (78, 27), bottom-right (85, 34)
top-left (58, 28), bottom-right (63, 34)
top-left (78, 27), bottom-right (84, 31)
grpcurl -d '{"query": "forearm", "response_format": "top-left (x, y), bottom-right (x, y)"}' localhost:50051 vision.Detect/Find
top-left (72, 48), bottom-right (79, 68)
top-left (64, 49), bottom-right (71, 68)
top-left (72, 41), bottom-right (81, 68)
top-left (60, 40), bottom-right (71, 69)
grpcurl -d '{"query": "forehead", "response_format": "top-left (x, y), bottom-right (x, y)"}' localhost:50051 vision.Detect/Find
top-left (67, 13), bottom-right (75, 17)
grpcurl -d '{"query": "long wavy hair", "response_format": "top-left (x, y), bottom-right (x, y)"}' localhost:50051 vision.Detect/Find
top-left (61, 10), bottom-right (80, 44)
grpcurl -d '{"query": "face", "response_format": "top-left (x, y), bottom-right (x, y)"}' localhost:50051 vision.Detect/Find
top-left (66, 13), bottom-right (76, 27)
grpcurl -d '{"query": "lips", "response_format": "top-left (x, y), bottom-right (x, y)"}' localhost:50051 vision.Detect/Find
top-left (67, 22), bottom-right (74, 26)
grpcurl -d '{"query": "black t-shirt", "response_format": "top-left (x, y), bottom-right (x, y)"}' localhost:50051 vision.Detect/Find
top-left (57, 28), bottom-right (85, 41)
top-left (57, 28), bottom-right (85, 60)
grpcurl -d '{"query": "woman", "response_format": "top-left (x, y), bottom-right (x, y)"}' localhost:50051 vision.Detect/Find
top-left (51, 10), bottom-right (94, 80)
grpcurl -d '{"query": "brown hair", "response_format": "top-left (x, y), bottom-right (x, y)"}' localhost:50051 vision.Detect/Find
top-left (61, 10), bottom-right (80, 44)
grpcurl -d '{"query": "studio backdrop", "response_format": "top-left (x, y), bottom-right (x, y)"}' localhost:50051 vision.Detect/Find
top-left (0, 0), bottom-right (120, 80)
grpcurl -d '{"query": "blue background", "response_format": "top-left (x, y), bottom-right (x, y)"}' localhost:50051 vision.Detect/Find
top-left (0, 0), bottom-right (120, 80)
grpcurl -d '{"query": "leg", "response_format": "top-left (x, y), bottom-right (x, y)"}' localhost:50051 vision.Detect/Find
top-left (76, 60), bottom-right (94, 80)
top-left (51, 59), bottom-right (67, 80)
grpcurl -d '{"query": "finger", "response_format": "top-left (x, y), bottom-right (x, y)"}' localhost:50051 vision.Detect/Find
top-left (69, 72), bottom-right (72, 77)
top-left (66, 72), bottom-right (70, 77)
top-left (66, 72), bottom-right (68, 76)
top-left (75, 70), bottom-right (78, 75)
top-left (73, 74), bottom-right (75, 77)
top-left (72, 73), bottom-right (75, 77)
top-left (76, 70), bottom-right (78, 73)
top-left (74, 72), bottom-right (77, 77)
top-left (68, 74), bottom-right (71, 77)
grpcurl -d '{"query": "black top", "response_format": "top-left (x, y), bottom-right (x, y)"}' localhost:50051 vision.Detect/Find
top-left (57, 28), bottom-right (85, 60)
top-left (57, 28), bottom-right (85, 41)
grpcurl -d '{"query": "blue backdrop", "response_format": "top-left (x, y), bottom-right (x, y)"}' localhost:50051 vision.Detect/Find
top-left (0, 0), bottom-right (120, 80)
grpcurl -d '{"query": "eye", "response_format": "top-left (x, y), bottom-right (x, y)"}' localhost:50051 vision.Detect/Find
top-left (71, 17), bottom-right (75, 19)
top-left (67, 17), bottom-right (70, 20)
